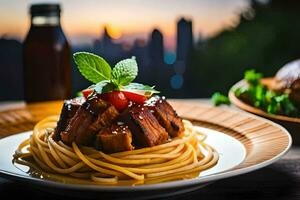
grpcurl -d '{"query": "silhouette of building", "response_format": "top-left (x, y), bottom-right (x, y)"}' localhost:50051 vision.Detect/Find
top-left (93, 27), bottom-right (127, 64)
top-left (176, 18), bottom-right (193, 62)
top-left (172, 18), bottom-right (194, 92)
top-left (147, 29), bottom-right (167, 84)
top-left (148, 29), bottom-right (164, 66)
top-left (0, 37), bottom-right (23, 100)
top-left (147, 29), bottom-right (174, 93)
top-left (129, 38), bottom-right (150, 82)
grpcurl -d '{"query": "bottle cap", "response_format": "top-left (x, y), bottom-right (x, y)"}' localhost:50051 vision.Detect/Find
top-left (30, 4), bottom-right (61, 17)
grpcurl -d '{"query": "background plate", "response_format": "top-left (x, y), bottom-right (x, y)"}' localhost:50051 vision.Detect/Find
top-left (229, 80), bottom-right (300, 144)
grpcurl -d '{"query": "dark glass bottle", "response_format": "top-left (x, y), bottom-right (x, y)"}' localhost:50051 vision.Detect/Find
top-left (23, 4), bottom-right (71, 102)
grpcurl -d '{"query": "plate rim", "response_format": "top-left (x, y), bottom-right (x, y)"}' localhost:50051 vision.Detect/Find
top-left (0, 109), bottom-right (292, 192)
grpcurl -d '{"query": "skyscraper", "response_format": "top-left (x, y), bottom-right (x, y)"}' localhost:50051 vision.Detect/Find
top-left (146, 29), bottom-right (164, 84)
top-left (93, 27), bottom-right (127, 64)
top-left (147, 28), bottom-right (174, 91)
top-left (148, 29), bottom-right (164, 65)
top-left (172, 18), bottom-right (194, 91)
top-left (130, 38), bottom-right (149, 82)
top-left (176, 18), bottom-right (193, 62)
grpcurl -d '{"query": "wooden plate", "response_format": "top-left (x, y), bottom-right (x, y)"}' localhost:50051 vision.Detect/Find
top-left (229, 79), bottom-right (300, 143)
top-left (0, 101), bottom-right (292, 199)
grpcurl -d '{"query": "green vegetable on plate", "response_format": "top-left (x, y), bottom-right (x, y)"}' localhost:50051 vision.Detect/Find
top-left (234, 70), bottom-right (299, 117)
top-left (211, 92), bottom-right (230, 106)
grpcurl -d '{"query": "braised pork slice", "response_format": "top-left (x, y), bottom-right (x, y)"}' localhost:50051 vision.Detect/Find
top-left (54, 97), bottom-right (85, 141)
top-left (60, 94), bottom-right (119, 146)
top-left (96, 123), bottom-right (133, 153)
top-left (146, 96), bottom-right (185, 138)
top-left (120, 105), bottom-right (168, 147)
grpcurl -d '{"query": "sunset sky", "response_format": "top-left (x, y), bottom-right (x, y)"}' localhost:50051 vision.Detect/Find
top-left (0, 0), bottom-right (249, 50)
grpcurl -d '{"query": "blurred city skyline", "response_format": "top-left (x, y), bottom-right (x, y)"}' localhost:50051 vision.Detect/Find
top-left (0, 0), bottom-right (249, 51)
top-left (2, 0), bottom-right (296, 101)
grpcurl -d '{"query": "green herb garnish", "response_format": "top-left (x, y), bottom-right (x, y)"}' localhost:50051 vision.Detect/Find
top-left (211, 92), bottom-right (230, 106)
top-left (74, 52), bottom-right (112, 83)
top-left (234, 69), bottom-right (299, 117)
top-left (123, 83), bottom-right (160, 94)
top-left (74, 52), bottom-right (159, 95)
top-left (111, 57), bottom-right (138, 87)
top-left (244, 69), bottom-right (263, 85)
top-left (76, 91), bottom-right (83, 97)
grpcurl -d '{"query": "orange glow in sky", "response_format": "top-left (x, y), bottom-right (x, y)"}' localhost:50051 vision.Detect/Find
top-left (105, 25), bottom-right (122, 40)
top-left (0, 0), bottom-right (249, 50)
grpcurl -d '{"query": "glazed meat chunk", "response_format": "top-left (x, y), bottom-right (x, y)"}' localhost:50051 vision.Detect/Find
top-left (120, 105), bottom-right (169, 147)
top-left (152, 98), bottom-right (185, 138)
top-left (96, 123), bottom-right (133, 153)
top-left (54, 97), bottom-right (85, 141)
top-left (60, 94), bottom-right (119, 146)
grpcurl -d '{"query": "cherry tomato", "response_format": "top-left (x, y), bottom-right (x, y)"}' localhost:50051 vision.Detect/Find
top-left (82, 88), bottom-right (94, 98)
top-left (100, 91), bottom-right (129, 111)
top-left (122, 91), bottom-right (147, 104)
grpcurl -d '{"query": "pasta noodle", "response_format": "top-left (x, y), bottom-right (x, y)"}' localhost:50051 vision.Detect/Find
top-left (13, 116), bottom-right (219, 185)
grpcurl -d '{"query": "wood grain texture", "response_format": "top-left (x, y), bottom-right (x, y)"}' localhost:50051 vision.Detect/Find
top-left (0, 101), bottom-right (62, 137)
top-left (169, 100), bottom-right (290, 171)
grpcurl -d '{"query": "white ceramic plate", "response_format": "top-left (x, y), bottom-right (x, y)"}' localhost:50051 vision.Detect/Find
top-left (0, 102), bottom-right (293, 199)
top-left (0, 121), bottom-right (290, 199)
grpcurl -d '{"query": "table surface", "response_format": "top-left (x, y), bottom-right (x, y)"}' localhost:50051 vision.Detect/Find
top-left (1, 100), bottom-right (300, 200)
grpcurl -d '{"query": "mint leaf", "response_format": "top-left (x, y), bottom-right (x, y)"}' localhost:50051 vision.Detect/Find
top-left (112, 57), bottom-right (138, 86)
top-left (74, 52), bottom-right (112, 83)
top-left (122, 83), bottom-right (160, 95)
top-left (94, 80), bottom-right (117, 93)
top-left (93, 80), bottom-right (109, 93)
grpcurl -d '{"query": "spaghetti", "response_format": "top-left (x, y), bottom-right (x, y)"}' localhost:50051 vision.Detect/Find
top-left (14, 116), bottom-right (218, 185)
